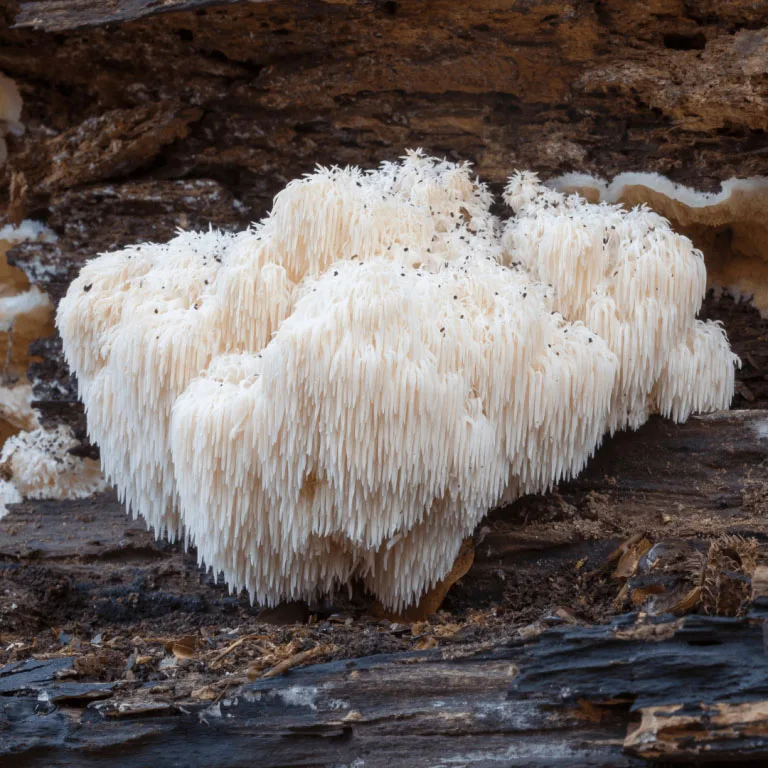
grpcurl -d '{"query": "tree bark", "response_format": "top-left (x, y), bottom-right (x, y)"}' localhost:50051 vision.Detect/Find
top-left (1, 1), bottom-right (768, 764)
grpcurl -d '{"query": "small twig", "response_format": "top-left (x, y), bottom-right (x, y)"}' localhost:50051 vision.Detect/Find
top-left (213, 676), bottom-right (249, 703)
top-left (209, 634), bottom-right (269, 668)
top-left (2, 323), bottom-right (15, 385)
top-left (258, 644), bottom-right (329, 679)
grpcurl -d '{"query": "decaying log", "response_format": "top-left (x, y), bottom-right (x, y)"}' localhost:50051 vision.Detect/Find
top-left (14, 1), bottom-right (247, 31)
top-left (3, 608), bottom-right (768, 766)
top-left (1, 409), bottom-right (767, 764)
top-left (1, 1), bottom-right (768, 764)
top-left (3, 0), bottom-right (768, 436)
top-left (2, 409), bottom-right (767, 631)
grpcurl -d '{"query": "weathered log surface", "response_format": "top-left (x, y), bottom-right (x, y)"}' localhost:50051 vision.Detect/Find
top-left (2, 409), bottom-right (767, 765)
top-left (4, 0), bottom-right (768, 435)
top-left (1, 1), bottom-right (768, 764)
top-left (3, 608), bottom-right (768, 765)
top-left (15, 0), bottom-right (247, 30)
top-left (2, 408), bottom-right (767, 631)
top-left (3, 0), bottom-right (768, 437)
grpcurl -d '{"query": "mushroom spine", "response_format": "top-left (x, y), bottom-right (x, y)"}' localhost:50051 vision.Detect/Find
top-left (57, 151), bottom-right (739, 610)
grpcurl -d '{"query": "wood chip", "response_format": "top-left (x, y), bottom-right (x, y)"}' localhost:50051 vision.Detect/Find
top-left (255, 644), bottom-right (331, 680)
top-left (209, 633), bottom-right (268, 668)
top-left (169, 636), bottom-right (198, 660)
top-left (191, 685), bottom-right (217, 701)
top-left (614, 536), bottom-right (652, 579)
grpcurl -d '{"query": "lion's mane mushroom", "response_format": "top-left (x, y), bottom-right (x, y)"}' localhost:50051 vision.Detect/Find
top-left (502, 172), bottom-right (738, 432)
top-left (549, 171), bottom-right (768, 318)
top-left (171, 258), bottom-right (618, 609)
top-left (0, 425), bottom-right (106, 519)
top-left (57, 152), bottom-right (738, 610)
top-left (56, 152), bottom-right (498, 539)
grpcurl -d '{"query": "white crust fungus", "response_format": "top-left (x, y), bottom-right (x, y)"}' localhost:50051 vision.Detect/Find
top-left (0, 221), bottom-right (56, 384)
top-left (57, 151), bottom-right (738, 610)
top-left (0, 477), bottom-right (21, 518)
top-left (0, 382), bottom-right (38, 435)
top-left (0, 222), bottom-right (56, 333)
top-left (0, 220), bottom-right (99, 520)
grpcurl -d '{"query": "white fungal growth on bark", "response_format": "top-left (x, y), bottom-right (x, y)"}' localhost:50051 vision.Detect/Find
top-left (0, 383), bottom-right (38, 435)
top-left (57, 151), bottom-right (739, 610)
top-left (0, 478), bottom-right (21, 518)
top-left (0, 221), bottom-right (55, 336)
top-left (0, 286), bottom-right (50, 333)
top-left (0, 425), bottom-right (107, 519)
top-left (0, 219), bottom-right (87, 519)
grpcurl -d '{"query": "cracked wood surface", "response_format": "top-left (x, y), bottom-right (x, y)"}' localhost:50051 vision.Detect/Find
top-left (3, 0), bottom-right (768, 436)
top-left (3, 609), bottom-right (768, 766)
top-left (1, 2), bottom-right (768, 764)
top-left (2, 410), bottom-right (767, 765)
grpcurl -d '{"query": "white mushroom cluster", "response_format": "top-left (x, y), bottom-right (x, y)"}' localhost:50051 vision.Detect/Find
top-left (0, 425), bottom-right (106, 511)
top-left (549, 172), bottom-right (768, 317)
top-left (503, 172), bottom-right (737, 430)
top-left (57, 151), bottom-right (738, 610)
top-left (0, 382), bottom-right (106, 520)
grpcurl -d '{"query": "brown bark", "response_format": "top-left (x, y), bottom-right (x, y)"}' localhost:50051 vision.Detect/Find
top-left (0, 1), bottom-right (767, 764)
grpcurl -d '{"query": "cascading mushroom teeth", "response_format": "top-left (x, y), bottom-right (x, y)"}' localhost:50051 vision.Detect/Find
top-left (57, 151), bottom-right (739, 610)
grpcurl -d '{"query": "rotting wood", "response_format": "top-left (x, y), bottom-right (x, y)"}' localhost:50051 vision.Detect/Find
top-left (15, 0), bottom-right (251, 31)
top-left (1, 1), bottom-right (768, 764)
top-left (3, 608), bottom-right (768, 766)
top-left (3, 0), bottom-right (768, 442)
top-left (0, 410), bottom-right (766, 764)
top-left (1, 410), bottom-right (766, 633)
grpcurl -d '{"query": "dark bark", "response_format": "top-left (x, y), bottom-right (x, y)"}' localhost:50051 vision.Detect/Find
top-left (2, 408), bottom-right (767, 631)
top-left (15, 0), bottom-right (247, 30)
top-left (3, 608), bottom-right (768, 766)
top-left (1, 2), bottom-right (768, 764)
top-left (2, 410), bottom-right (768, 765)
top-left (3, 0), bottom-right (768, 437)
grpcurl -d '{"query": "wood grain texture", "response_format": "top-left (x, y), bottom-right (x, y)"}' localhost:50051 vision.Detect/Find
top-left (1, 3), bottom-right (768, 764)
top-left (2, 0), bottom-right (768, 438)
top-left (2, 410), bottom-right (766, 630)
top-left (0, 413), bottom-right (765, 767)
top-left (3, 609), bottom-right (768, 766)
top-left (15, 0), bottom-right (247, 30)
